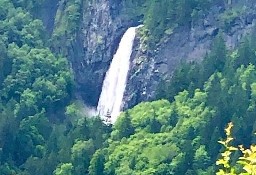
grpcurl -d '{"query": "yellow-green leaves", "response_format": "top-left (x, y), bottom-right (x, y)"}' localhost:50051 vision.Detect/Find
top-left (217, 122), bottom-right (256, 175)
top-left (216, 123), bottom-right (237, 174)
top-left (238, 145), bottom-right (256, 175)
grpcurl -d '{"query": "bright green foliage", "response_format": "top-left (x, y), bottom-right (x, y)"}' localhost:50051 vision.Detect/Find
top-left (112, 111), bottom-right (135, 140)
top-left (97, 24), bottom-right (256, 174)
top-left (125, 100), bottom-right (173, 131)
top-left (0, 0), bottom-right (111, 174)
top-left (100, 97), bottom-right (215, 174)
top-left (1, 0), bottom-right (256, 175)
top-left (2, 46), bottom-right (72, 117)
top-left (54, 163), bottom-right (73, 175)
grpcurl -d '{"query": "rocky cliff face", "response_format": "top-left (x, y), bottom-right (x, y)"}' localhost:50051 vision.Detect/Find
top-left (48, 1), bottom-right (256, 109)
top-left (70, 0), bottom-right (141, 106)
top-left (38, 0), bottom-right (59, 35)
top-left (76, 0), bottom-right (115, 106)
top-left (123, 2), bottom-right (256, 109)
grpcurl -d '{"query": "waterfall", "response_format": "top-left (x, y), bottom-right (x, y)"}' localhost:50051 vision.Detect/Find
top-left (97, 26), bottom-right (142, 123)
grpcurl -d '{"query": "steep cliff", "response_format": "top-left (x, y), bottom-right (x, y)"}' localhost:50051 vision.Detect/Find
top-left (123, 1), bottom-right (256, 109)
top-left (53, 0), bottom-right (142, 106)
top-left (48, 0), bottom-right (256, 109)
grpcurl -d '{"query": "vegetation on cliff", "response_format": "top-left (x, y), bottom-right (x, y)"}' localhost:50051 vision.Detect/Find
top-left (0, 0), bottom-right (108, 174)
top-left (0, 0), bottom-right (256, 175)
top-left (89, 30), bottom-right (256, 174)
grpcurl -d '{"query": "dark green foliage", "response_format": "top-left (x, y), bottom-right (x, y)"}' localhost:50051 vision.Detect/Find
top-left (100, 96), bottom-right (215, 174)
top-left (89, 149), bottom-right (105, 175)
top-left (151, 31), bottom-right (256, 174)
top-left (1, 0), bottom-right (256, 175)
top-left (203, 33), bottom-right (227, 73)
top-left (0, 0), bottom-right (110, 174)
top-left (113, 111), bottom-right (135, 139)
top-left (234, 37), bottom-right (256, 68)
top-left (113, 0), bottom-right (213, 46)
top-left (94, 33), bottom-right (256, 173)
top-left (156, 33), bottom-right (227, 101)
top-left (142, 0), bottom-right (213, 45)
top-left (51, 0), bottom-right (82, 56)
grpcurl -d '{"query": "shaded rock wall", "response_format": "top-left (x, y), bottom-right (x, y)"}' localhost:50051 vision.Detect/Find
top-left (123, 2), bottom-right (256, 109)
top-left (73, 0), bottom-right (142, 106)
top-left (46, 0), bottom-right (256, 110)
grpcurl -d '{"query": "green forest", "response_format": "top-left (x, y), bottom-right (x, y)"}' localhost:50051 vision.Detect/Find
top-left (0, 0), bottom-right (256, 174)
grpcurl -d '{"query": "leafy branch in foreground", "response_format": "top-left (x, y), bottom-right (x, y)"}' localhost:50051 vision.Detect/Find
top-left (216, 122), bottom-right (256, 175)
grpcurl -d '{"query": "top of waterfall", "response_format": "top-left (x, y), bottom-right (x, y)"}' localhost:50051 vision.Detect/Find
top-left (135, 24), bottom-right (144, 29)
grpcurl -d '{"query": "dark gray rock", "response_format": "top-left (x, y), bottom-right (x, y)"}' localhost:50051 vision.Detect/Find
top-left (123, 3), bottom-right (256, 109)
top-left (68, 0), bottom-right (142, 106)
top-left (55, 0), bottom-right (256, 110)
top-left (35, 0), bottom-right (59, 35)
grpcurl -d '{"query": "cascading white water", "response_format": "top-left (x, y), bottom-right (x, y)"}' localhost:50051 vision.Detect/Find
top-left (97, 26), bottom-right (142, 123)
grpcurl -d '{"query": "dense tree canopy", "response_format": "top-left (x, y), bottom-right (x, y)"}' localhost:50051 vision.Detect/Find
top-left (0, 0), bottom-right (111, 174)
top-left (0, 0), bottom-right (256, 174)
